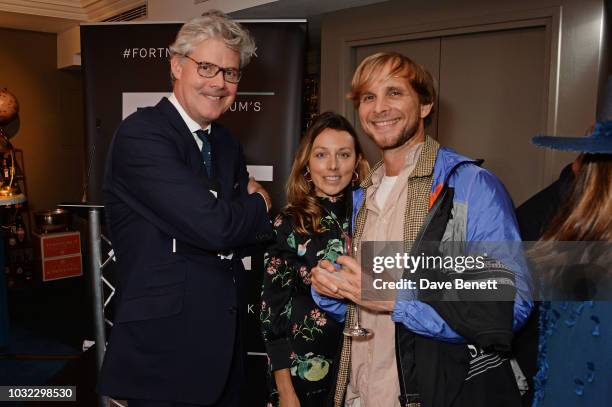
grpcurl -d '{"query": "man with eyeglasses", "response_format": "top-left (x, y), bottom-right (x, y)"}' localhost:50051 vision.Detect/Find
top-left (98, 10), bottom-right (273, 407)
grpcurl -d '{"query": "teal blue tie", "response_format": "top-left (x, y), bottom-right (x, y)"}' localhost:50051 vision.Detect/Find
top-left (195, 129), bottom-right (212, 176)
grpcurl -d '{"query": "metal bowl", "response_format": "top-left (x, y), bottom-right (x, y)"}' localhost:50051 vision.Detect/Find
top-left (34, 208), bottom-right (71, 233)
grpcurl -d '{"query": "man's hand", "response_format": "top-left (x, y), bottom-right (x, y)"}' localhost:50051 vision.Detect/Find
top-left (313, 256), bottom-right (395, 312)
top-left (248, 176), bottom-right (272, 212)
top-left (312, 257), bottom-right (361, 301)
top-left (329, 256), bottom-right (362, 303)
top-left (311, 260), bottom-right (344, 298)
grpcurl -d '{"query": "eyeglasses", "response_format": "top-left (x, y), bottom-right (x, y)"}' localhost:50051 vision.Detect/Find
top-left (182, 55), bottom-right (242, 84)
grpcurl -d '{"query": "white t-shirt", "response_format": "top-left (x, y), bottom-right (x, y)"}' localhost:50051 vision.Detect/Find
top-left (375, 175), bottom-right (398, 209)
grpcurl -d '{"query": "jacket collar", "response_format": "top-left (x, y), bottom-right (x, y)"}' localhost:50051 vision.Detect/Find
top-left (167, 93), bottom-right (212, 134)
top-left (156, 97), bottom-right (203, 171)
top-left (359, 135), bottom-right (440, 189)
top-left (156, 97), bottom-right (195, 142)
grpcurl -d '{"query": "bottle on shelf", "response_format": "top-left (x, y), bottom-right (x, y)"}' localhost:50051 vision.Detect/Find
top-left (7, 220), bottom-right (17, 248)
top-left (15, 212), bottom-right (25, 244)
top-left (1, 156), bottom-right (8, 186)
top-left (5, 153), bottom-right (12, 180)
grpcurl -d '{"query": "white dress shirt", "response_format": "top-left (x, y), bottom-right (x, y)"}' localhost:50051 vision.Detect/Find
top-left (168, 93), bottom-right (211, 149)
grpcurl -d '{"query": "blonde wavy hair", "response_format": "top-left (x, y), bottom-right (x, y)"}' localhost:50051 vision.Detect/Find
top-left (348, 52), bottom-right (436, 128)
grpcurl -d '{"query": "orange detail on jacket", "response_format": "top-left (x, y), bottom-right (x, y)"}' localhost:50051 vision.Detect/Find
top-left (429, 183), bottom-right (443, 209)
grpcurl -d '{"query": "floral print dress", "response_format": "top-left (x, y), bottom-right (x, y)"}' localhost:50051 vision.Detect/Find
top-left (261, 196), bottom-right (347, 407)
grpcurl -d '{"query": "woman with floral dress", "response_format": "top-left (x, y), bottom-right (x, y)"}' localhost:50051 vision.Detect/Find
top-left (261, 112), bottom-right (369, 407)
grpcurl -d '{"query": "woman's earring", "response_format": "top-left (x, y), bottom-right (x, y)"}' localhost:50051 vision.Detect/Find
top-left (352, 170), bottom-right (359, 185)
top-left (304, 167), bottom-right (313, 183)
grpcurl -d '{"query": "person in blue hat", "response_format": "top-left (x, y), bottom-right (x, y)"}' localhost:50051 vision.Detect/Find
top-left (516, 76), bottom-right (612, 407)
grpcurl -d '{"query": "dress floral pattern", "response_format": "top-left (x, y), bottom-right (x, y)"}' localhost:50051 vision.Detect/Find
top-left (261, 196), bottom-right (347, 407)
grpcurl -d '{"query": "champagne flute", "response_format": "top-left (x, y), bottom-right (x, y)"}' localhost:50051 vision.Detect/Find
top-left (341, 235), bottom-right (372, 338)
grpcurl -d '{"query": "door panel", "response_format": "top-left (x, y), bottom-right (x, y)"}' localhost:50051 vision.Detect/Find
top-left (438, 27), bottom-right (548, 205)
top-left (350, 27), bottom-right (548, 206)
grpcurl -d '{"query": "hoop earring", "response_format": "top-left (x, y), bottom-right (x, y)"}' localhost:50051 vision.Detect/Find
top-left (304, 168), bottom-right (312, 183)
top-left (352, 170), bottom-right (359, 184)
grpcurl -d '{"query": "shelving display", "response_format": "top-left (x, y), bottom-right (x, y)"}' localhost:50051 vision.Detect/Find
top-left (0, 148), bottom-right (34, 288)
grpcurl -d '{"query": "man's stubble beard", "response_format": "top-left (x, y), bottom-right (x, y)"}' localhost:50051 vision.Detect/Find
top-left (375, 117), bottom-right (420, 151)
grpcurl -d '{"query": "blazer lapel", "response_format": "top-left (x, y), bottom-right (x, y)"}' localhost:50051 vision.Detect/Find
top-left (156, 98), bottom-right (202, 173)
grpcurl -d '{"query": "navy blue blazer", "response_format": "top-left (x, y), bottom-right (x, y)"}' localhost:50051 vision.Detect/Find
top-left (98, 98), bottom-right (272, 404)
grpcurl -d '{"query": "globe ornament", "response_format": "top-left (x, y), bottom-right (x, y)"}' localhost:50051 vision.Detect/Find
top-left (0, 88), bottom-right (19, 126)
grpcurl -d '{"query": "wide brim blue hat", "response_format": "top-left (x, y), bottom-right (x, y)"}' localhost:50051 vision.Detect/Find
top-left (532, 76), bottom-right (612, 154)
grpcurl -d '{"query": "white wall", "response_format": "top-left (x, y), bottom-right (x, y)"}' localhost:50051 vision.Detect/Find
top-left (57, 25), bottom-right (80, 69)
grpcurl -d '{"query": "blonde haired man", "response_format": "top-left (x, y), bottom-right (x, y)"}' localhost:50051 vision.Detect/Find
top-left (312, 53), bottom-right (532, 407)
